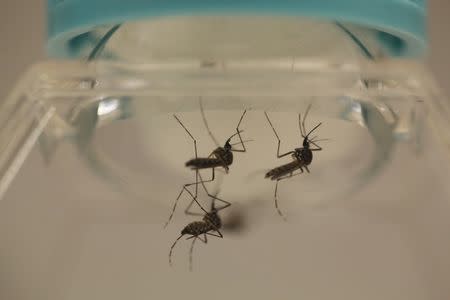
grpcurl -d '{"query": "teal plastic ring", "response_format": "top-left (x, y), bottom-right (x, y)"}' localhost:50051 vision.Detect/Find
top-left (47, 0), bottom-right (427, 58)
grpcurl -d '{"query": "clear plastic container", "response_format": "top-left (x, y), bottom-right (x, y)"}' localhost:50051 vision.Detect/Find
top-left (1, 16), bottom-right (450, 300)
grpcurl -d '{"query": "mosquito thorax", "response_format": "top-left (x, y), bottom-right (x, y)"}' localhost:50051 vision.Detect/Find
top-left (204, 212), bottom-right (221, 228)
top-left (295, 147), bottom-right (313, 165)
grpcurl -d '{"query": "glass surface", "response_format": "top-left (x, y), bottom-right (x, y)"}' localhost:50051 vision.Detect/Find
top-left (1, 16), bottom-right (450, 300)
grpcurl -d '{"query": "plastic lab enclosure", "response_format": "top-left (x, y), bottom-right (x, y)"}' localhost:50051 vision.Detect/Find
top-left (1, 3), bottom-right (450, 300)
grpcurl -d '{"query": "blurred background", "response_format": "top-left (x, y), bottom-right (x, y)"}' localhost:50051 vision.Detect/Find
top-left (1, 1), bottom-right (450, 300)
top-left (1, 0), bottom-right (450, 100)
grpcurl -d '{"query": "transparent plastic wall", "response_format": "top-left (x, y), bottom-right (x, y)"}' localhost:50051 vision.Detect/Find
top-left (1, 17), bottom-right (450, 300)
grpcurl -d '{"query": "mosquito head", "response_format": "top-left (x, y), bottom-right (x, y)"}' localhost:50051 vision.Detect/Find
top-left (181, 227), bottom-right (189, 235)
top-left (303, 122), bottom-right (322, 148)
top-left (302, 136), bottom-right (310, 148)
top-left (223, 130), bottom-right (243, 151)
top-left (224, 139), bottom-right (232, 151)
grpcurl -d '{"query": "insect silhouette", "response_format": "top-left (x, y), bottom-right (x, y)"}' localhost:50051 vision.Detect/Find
top-left (168, 174), bottom-right (231, 271)
top-left (164, 99), bottom-right (248, 228)
top-left (264, 104), bottom-right (325, 219)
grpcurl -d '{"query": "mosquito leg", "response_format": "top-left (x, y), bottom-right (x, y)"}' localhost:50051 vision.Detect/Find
top-left (183, 186), bottom-right (209, 215)
top-left (184, 170), bottom-right (209, 216)
top-left (203, 168), bottom-right (216, 184)
top-left (198, 172), bottom-right (231, 211)
top-left (206, 230), bottom-right (223, 238)
top-left (174, 113), bottom-right (204, 198)
top-left (199, 96), bottom-right (220, 147)
top-left (207, 193), bottom-right (231, 212)
top-left (186, 168), bottom-right (216, 188)
top-left (166, 161), bottom-right (216, 224)
top-left (164, 181), bottom-right (209, 228)
top-left (310, 140), bottom-right (323, 151)
top-left (230, 138), bottom-right (254, 149)
top-left (164, 186), bottom-right (188, 228)
top-left (264, 111), bottom-right (295, 158)
top-left (231, 110), bottom-right (248, 152)
top-left (201, 234), bottom-right (208, 243)
top-left (274, 180), bottom-right (287, 221)
top-left (184, 167), bottom-right (219, 215)
top-left (169, 234), bottom-right (184, 267)
top-left (184, 197), bottom-right (205, 217)
top-left (173, 114), bottom-right (198, 161)
top-left (198, 233), bottom-right (208, 244)
top-left (186, 234), bottom-right (207, 243)
top-left (273, 169), bottom-right (304, 220)
top-left (188, 235), bottom-right (207, 272)
top-left (164, 183), bottom-right (199, 227)
top-left (167, 114), bottom-right (205, 226)
top-left (188, 237), bottom-right (198, 272)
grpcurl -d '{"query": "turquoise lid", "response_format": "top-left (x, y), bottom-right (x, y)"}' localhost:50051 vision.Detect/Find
top-left (47, 0), bottom-right (426, 58)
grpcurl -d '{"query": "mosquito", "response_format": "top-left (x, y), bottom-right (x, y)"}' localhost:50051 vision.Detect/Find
top-left (168, 173), bottom-right (231, 271)
top-left (164, 98), bottom-right (248, 228)
top-left (264, 104), bottom-right (325, 219)
top-left (185, 98), bottom-right (248, 174)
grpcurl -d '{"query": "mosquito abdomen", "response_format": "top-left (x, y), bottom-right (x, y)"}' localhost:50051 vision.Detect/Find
top-left (185, 158), bottom-right (223, 169)
top-left (265, 161), bottom-right (301, 180)
top-left (182, 221), bottom-right (213, 236)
